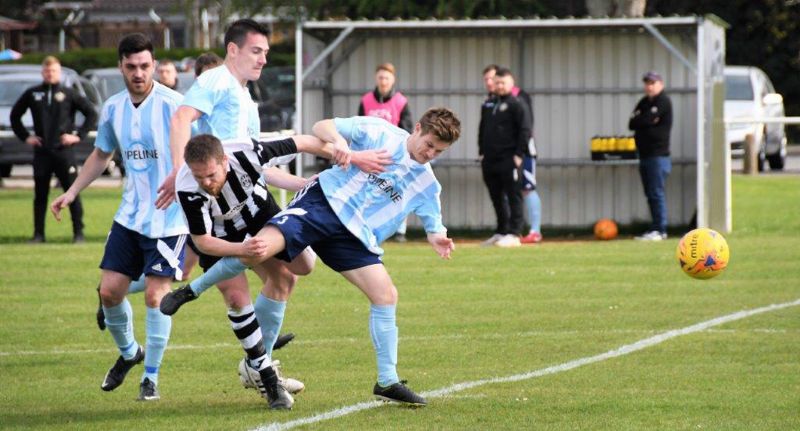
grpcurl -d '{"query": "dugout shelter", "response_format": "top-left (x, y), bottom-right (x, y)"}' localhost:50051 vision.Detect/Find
top-left (294, 16), bottom-right (730, 233)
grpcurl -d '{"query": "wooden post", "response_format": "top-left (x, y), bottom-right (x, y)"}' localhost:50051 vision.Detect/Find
top-left (743, 133), bottom-right (757, 175)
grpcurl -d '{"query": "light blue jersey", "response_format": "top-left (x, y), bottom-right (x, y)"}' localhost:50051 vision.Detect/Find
top-left (180, 65), bottom-right (260, 141)
top-left (318, 116), bottom-right (447, 255)
top-left (95, 82), bottom-right (189, 238)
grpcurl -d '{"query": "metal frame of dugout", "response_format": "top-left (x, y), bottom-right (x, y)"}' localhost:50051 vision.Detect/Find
top-left (294, 16), bottom-right (730, 233)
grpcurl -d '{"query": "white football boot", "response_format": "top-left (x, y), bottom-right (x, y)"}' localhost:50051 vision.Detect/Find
top-left (238, 358), bottom-right (305, 394)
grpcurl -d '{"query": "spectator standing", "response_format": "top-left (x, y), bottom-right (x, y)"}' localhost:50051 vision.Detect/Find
top-left (156, 59), bottom-right (179, 90)
top-left (10, 55), bottom-right (97, 243)
top-left (629, 71), bottom-right (673, 241)
top-left (509, 76), bottom-right (543, 244)
top-left (358, 62), bottom-right (414, 241)
top-left (478, 67), bottom-right (531, 247)
top-left (194, 52), bottom-right (223, 77)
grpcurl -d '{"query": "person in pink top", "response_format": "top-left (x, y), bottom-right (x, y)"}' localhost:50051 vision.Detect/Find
top-left (358, 62), bottom-right (413, 241)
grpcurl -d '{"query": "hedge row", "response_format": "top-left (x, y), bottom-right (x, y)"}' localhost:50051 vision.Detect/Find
top-left (11, 46), bottom-right (294, 74)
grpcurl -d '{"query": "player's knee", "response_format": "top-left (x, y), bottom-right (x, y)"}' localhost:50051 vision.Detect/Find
top-left (146, 285), bottom-right (170, 308)
top-left (221, 286), bottom-right (251, 309)
top-left (289, 258), bottom-right (314, 276)
top-left (373, 285), bottom-right (398, 305)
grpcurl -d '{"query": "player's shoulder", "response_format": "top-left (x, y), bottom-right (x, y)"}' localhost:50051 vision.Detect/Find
top-left (175, 163), bottom-right (200, 194)
top-left (220, 138), bottom-right (256, 155)
top-left (104, 89), bottom-right (129, 106)
top-left (195, 65), bottom-right (235, 90)
top-left (349, 116), bottom-right (407, 138)
top-left (100, 90), bottom-right (129, 116)
top-left (151, 82), bottom-right (183, 105)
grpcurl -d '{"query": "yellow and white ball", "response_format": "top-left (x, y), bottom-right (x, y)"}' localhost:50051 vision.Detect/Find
top-left (676, 228), bottom-right (729, 279)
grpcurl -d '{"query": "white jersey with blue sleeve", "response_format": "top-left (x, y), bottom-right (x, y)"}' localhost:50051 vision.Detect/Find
top-left (180, 65), bottom-right (260, 141)
top-left (94, 82), bottom-right (189, 238)
top-left (318, 116), bottom-right (447, 255)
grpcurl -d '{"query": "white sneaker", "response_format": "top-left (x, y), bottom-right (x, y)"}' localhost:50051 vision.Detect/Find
top-left (635, 230), bottom-right (667, 241)
top-left (238, 358), bottom-right (306, 394)
top-left (481, 233), bottom-right (504, 247)
top-left (495, 234), bottom-right (522, 247)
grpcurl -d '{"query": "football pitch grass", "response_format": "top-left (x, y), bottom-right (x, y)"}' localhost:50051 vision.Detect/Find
top-left (0, 175), bottom-right (798, 430)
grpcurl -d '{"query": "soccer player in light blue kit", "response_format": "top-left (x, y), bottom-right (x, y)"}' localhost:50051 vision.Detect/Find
top-left (154, 19), bottom-right (306, 398)
top-left (50, 34), bottom-right (186, 401)
top-left (167, 107), bottom-right (461, 405)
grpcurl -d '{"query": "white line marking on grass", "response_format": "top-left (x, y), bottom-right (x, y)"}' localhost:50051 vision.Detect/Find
top-left (0, 326), bottom-right (795, 358)
top-left (249, 298), bottom-right (800, 431)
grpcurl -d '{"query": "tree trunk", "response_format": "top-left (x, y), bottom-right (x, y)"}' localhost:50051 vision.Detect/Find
top-left (586, 0), bottom-right (646, 17)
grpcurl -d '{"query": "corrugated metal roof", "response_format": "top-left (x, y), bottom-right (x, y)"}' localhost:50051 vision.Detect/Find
top-left (303, 16), bottom-right (703, 30)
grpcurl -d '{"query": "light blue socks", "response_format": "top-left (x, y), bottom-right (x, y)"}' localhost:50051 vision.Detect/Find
top-left (127, 275), bottom-right (146, 294)
top-left (103, 298), bottom-right (139, 360)
top-left (369, 304), bottom-right (399, 387)
top-left (525, 190), bottom-right (542, 233)
top-left (189, 257), bottom-right (247, 296)
top-left (142, 306), bottom-right (171, 384)
top-left (254, 294), bottom-right (286, 358)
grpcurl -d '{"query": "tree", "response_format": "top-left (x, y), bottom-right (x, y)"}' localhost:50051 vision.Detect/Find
top-left (586, 0), bottom-right (646, 17)
top-left (648, 0), bottom-right (800, 123)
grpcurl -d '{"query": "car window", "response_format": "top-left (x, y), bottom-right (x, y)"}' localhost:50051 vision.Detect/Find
top-left (80, 77), bottom-right (101, 106)
top-left (97, 74), bottom-right (126, 100)
top-left (724, 75), bottom-right (753, 101)
top-left (0, 79), bottom-right (38, 104)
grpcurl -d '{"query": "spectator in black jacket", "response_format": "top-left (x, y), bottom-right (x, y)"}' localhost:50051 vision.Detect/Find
top-left (478, 66), bottom-right (532, 247)
top-left (10, 56), bottom-right (98, 243)
top-left (629, 71), bottom-right (673, 241)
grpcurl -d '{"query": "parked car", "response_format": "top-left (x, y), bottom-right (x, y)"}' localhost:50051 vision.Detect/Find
top-left (82, 68), bottom-right (127, 101)
top-left (724, 65), bottom-right (787, 171)
top-left (0, 64), bottom-right (102, 108)
top-left (84, 68), bottom-right (195, 101)
top-left (247, 66), bottom-right (295, 132)
top-left (0, 68), bottom-right (119, 178)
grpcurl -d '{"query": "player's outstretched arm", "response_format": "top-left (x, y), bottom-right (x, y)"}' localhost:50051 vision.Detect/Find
top-left (50, 148), bottom-right (114, 221)
top-left (427, 232), bottom-right (455, 259)
top-left (311, 119), bottom-right (351, 168)
top-left (192, 234), bottom-right (269, 259)
top-left (157, 106), bottom-right (202, 209)
top-left (263, 166), bottom-right (308, 192)
top-left (293, 134), bottom-right (390, 173)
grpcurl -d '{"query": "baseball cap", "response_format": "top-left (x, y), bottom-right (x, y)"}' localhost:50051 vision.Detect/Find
top-left (642, 71), bottom-right (663, 82)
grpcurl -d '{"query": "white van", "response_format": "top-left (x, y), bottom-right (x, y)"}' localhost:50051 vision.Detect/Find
top-left (724, 66), bottom-right (787, 171)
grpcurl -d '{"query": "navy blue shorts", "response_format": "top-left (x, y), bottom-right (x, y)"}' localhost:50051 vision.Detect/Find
top-left (268, 181), bottom-right (382, 272)
top-left (522, 156), bottom-right (537, 191)
top-left (100, 222), bottom-right (187, 280)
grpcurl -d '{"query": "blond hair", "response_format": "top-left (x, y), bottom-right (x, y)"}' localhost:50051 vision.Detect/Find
top-left (42, 56), bottom-right (60, 67)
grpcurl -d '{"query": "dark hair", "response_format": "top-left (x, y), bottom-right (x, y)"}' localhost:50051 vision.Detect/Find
top-left (482, 64), bottom-right (499, 75)
top-left (494, 66), bottom-right (513, 78)
top-left (194, 52), bottom-right (223, 77)
top-left (118, 33), bottom-right (154, 61)
top-left (224, 19), bottom-right (270, 49)
top-left (418, 107), bottom-right (461, 144)
top-left (185, 134), bottom-right (225, 164)
top-left (157, 59), bottom-right (176, 69)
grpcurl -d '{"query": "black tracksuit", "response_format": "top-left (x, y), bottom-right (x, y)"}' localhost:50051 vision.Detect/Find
top-left (10, 82), bottom-right (98, 239)
top-left (628, 91), bottom-right (672, 158)
top-left (478, 94), bottom-right (532, 236)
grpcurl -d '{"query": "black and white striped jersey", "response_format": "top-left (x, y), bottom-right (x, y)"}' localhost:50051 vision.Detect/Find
top-left (176, 137), bottom-right (298, 239)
